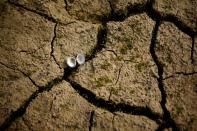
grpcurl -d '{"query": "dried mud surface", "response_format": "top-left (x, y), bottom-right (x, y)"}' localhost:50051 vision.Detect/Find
top-left (0, 0), bottom-right (196, 131)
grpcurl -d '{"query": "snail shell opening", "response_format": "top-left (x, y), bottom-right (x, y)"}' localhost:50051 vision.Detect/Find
top-left (66, 57), bottom-right (77, 68)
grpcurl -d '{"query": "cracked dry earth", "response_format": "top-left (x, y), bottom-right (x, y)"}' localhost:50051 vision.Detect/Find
top-left (0, 0), bottom-right (197, 131)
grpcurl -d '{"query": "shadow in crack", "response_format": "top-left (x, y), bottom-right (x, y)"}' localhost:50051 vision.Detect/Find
top-left (150, 20), bottom-right (179, 131)
top-left (65, 78), bottom-right (162, 123)
top-left (0, 76), bottom-right (63, 131)
top-left (2, 0), bottom-right (195, 130)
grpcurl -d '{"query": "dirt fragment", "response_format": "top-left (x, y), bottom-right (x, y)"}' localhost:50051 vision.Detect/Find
top-left (92, 109), bottom-right (159, 131)
top-left (53, 22), bottom-right (100, 68)
top-left (70, 13), bottom-right (162, 114)
top-left (9, 0), bottom-right (73, 23)
top-left (164, 74), bottom-right (197, 130)
top-left (153, 0), bottom-right (197, 32)
top-left (0, 3), bottom-right (63, 86)
top-left (66, 0), bottom-right (111, 22)
top-left (155, 22), bottom-right (196, 78)
top-left (0, 64), bottom-right (37, 126)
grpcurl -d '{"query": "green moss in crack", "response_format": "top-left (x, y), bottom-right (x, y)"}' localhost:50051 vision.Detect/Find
top-left (130, 90), bottom-right (135, 94)
top-left (124, 37), bottom-right (133, 48)
top-left (174, 103), bottom-right (183, 115)
top-left (166, 53), bottom-right (173, 64)
top-left (119, 39), bottom-right (133, 55)
top-left (135, 62), bottom-right (148, 72)
top-left (120, 45), bottom-right (128, 54)
top-left (95, 79), bottom-right (103, 87)
top-left (113, 55), bottom-right (123, 61)
top-left (26, 70), bottom-right (37, 76)
top-left (111, 87), bottom-right (119, 96)
top-left (100, 62), bottom-right (111, 70)
top-left (95, 76), bottom-right (112, 87)
top-left (99, 76), bottom-right (112, 83)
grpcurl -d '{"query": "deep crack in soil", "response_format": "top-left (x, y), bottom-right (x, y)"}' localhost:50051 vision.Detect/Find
top-left (0, 62), bottom-right (41, 88)
top-left (0, 21), bottom-right (162, 131)
top-left (1, 0), bottom-right (196, 130)
top-left (146, 0), bottom-right (195, 37)
top-left (63, 23), bottom-right (162, 124)
top-left (150, 20), bottom-right (178, 131)
top-left (7, 0), bottom-right (57, 23)
top-left (88, 110), bottom-right (95, 131)
top-left (0, 75), bottom-right (63, 130)
top-left (191, 36), bottom-right (195, 64)
top-left (106, 0), bottom-right (147, 22)
top-left (65, 78), bottom-right (162, 123)
top-left (50, 23), bottom-right (62, 69)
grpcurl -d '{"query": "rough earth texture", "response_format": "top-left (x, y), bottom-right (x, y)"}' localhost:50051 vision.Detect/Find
top-left (0, 0), bottom-right (196, 131)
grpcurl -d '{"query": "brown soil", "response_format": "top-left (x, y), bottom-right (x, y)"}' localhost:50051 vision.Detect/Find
top-left (0, 0), bottom-right (196, 130)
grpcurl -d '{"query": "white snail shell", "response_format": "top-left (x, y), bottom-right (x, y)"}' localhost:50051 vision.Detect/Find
top-left (66, 57), bottom-right (76, 68)
top-left (76, 54), bottom-right (85, 65)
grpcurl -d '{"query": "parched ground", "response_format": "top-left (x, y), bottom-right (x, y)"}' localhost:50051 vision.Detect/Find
top-left (0, 0), bottom-right (196, 131)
